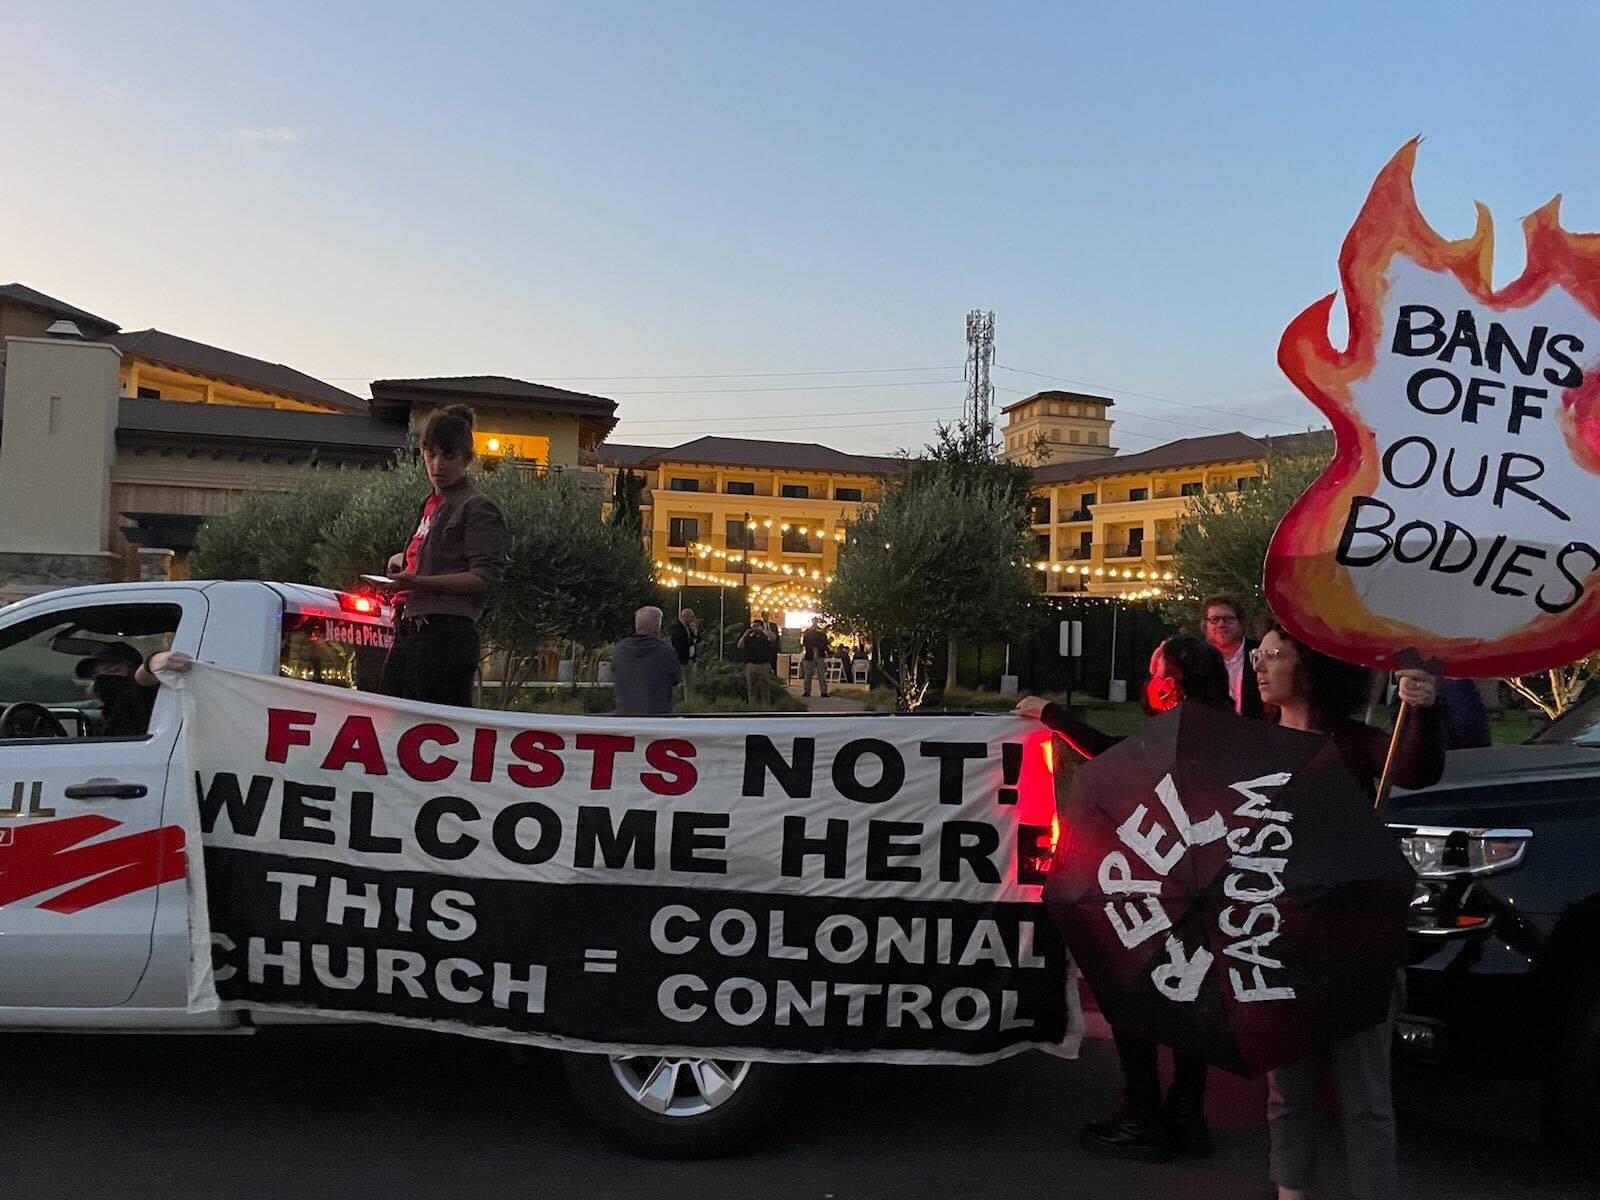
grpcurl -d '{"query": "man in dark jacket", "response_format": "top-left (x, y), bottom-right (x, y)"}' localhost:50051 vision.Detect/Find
top-left (758, 609), bottom-right (781, 674)
top-left (669, 608), bottom-right (700, 697)
top-left (800, 617), bottom-right (831, 698)
top-left (1202, 594), bottom-right (1263, 718)
top-left (736, 619), bottom-right (773, 707)
top-left (612, 606), bottom-right (682, 716)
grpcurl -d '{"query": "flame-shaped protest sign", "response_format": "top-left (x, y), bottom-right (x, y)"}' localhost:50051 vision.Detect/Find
top-left (1266, 141), bottom-right (1600, 677)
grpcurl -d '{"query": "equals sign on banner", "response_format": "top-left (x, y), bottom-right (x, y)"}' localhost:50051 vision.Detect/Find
top-left (583, 948), bottom-right (618, 974)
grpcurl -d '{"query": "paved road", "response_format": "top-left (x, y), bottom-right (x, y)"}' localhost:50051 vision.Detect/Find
top-left (4, 1018), bottom-right (1590, 1200)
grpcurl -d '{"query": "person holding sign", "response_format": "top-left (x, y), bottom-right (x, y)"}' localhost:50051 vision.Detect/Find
top-left (1252, 622), bottom-right (1442, 1200)
top-left (1016, 634), bottom-right (1232, 1162)
top-left (376, 405), bottom-right (510, 707)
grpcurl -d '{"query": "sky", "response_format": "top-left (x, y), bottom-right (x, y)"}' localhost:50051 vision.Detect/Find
top-left (4, 1), bottom-right (1600, 455)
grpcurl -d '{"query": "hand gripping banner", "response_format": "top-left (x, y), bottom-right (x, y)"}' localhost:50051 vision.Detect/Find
top-left (170, 665), bottom-right (1080, 1064)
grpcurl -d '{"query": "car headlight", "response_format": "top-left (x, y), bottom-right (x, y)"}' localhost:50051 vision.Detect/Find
top-left (1390, 826), bottom-right (1532, 878)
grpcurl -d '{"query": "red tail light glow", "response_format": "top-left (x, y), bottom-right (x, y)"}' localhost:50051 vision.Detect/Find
top-left (338, 592), bottom-right (379, 615)
top-left (1015, 729), bottom-right (1061, 887)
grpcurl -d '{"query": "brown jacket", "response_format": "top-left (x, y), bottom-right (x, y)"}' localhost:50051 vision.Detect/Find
top-left (399, 478), bottom-right (510, 621)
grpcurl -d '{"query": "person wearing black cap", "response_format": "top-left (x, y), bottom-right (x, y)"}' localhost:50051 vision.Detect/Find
top-left (76, 642), bottom-right (160, 737)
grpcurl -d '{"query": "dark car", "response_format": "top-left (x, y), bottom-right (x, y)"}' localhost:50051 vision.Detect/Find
top-left (1381, 697), bottom-right (1600, 1141)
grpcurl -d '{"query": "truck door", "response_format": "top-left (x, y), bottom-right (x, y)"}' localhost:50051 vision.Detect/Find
top-left (0, 589), bottom-right (205, 1007)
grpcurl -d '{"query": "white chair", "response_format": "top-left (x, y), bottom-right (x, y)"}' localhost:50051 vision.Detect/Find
top-left (853, 660), bottom-right (869, 684)
top-left (826, 659), bottom-right (844, 684)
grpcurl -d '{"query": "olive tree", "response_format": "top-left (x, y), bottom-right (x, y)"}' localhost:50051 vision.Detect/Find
top-left (193, 456), bottom-right (659, 707)
top-left (191, 466), bottom-right (366, 582)
top-left (472, 467), bottom-right (659, 705)
top-left (310, 455), bottom-right (431, 589)
top-left (823, 467), bottom-right (1036, 710)
top-left (1166, 438), bottom-right (1331, 623)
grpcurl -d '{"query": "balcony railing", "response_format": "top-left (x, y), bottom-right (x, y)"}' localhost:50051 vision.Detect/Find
top-left (1067, 546), bottom-right (1092, 560)
top-left (1063, 507), bottom-right (1092, 523)
top-left (506, 461), bottom-right (609, 493)
top-left (1104, 543), bottom-right (1145, 559)
top-left (1156, 539), bottom-right (1178, 556)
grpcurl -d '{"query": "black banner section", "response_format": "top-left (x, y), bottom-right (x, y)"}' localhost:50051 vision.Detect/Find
top-left (205, 847), bottom-right (1071, 1055)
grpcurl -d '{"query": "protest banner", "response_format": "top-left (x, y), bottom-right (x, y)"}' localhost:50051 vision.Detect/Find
top-left (1266, 139), bottom-right (1600, 677)
top-left (171, 665), bottom-right (1080, 1063)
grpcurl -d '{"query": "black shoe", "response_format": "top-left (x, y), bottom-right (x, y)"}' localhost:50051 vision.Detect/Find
top-left (1079, 1112), bottom-right (1173, 1163)
top-left (1162, 1096), bottom-right (1212, 1158)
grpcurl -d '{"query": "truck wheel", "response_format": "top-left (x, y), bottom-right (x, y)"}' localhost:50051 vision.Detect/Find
top-left (560, 1051), bottom-right (794, 1159)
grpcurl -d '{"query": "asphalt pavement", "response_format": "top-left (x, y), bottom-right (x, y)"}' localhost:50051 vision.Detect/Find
top-left (3, 1016), bottom-right (1591, 1200)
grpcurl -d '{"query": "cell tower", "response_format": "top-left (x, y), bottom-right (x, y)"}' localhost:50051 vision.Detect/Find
top-left (964, 309), bottom-right (996, 449)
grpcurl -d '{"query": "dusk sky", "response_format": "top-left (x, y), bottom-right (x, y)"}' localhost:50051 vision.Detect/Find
top-left (5, 2), bottom-right (1599, 454)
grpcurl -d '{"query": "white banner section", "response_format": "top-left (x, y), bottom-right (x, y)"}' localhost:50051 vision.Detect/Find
top-left (169, 665), bottom-right (1081, 1064)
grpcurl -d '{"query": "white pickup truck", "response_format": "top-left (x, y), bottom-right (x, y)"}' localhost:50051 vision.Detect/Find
top-left (0, 579), bottom-right (792, 1157)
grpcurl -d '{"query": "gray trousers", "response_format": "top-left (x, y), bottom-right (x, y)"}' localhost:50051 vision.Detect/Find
top-left (800, 656), bottom-right (828, 695)
top-left (1266, 1014), bottom-right (1398, 1200)
top-left (744, 662), bottom-right (768, 706)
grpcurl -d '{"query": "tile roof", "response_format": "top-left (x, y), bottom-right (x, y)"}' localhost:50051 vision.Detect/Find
top-left (1031, 432), bottom-right (1273, 484)
top-left (0, 283), bottom-right (120, 335)
top-left (110, 329), bottom-right (366, 414)
top-left (594, 443), bottom-right (665, 467)
top-left (1000, 388), bottom-right (1115, 414)
top-left (370, 375), bottom-right (618, 418)
top-left (116, 396), bottom-right (406, 459)
top-left (640, 436), bottom-right (902, 475)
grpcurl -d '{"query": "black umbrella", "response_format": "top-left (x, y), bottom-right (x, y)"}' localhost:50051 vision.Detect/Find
top-left (1043, 701), bottom-right (1413, 1077)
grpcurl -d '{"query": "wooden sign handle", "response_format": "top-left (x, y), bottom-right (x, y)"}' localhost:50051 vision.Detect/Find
top-left (1375, 698), bottom-right (1412, 809)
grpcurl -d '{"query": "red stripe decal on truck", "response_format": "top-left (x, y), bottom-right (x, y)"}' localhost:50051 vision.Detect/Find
top-left (0, 815), bottom-right (186, 913)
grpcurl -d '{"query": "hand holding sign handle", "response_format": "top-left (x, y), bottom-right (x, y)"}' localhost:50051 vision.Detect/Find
top-left (1375, 648), bottom-right (1440, 808)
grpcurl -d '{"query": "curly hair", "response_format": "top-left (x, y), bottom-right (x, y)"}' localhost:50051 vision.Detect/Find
top-left (1267, 621), bottom-right (1373, 730)
top-left (1158, 635), bottom-right (1232, 712)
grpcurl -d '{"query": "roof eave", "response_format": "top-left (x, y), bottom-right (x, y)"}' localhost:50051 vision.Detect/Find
top-left (124, 350), bottom-right (367, 415)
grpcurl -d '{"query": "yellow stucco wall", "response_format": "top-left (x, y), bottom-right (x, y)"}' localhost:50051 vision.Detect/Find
top-left (120, 360), bottom-right (333, 411)
top-left (410, 402), bottom-right (583, 468)
top-left (605, 459), bottom-right (887, 611)
top-left (1031, 457), bottom-right (1264, 597)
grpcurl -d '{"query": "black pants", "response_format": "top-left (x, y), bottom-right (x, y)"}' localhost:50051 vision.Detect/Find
top-left (380, 615), bottom-right (480, 707)
top-left (1113, 1027), bottom-right (1207, 1118)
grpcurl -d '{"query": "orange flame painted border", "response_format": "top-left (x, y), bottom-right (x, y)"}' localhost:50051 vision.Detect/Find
top-left (1266, 141), bottom-right (1600, 677)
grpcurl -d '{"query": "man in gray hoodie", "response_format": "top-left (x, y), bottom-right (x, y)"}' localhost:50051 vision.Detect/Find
top-left (611, 605), bottom-right (683, 716)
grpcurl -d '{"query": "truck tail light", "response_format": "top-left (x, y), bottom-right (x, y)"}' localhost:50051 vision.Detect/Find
top-left (1016, 730), bottom-right (1062, 886)
top-left (338, 592), bottom-right (381, 616)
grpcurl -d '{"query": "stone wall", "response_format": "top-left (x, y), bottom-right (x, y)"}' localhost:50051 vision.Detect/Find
top-left (0, 550), bottom-right (117, 605)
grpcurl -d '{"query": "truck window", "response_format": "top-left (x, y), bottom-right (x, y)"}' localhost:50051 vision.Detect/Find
top-left (0, 603), bottom-right (180, 740)
top-left (280, 612), bottom-right (391, 693)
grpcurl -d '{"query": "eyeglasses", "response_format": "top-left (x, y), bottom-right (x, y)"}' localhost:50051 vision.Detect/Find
top-left (1249, 647), bottom-right (1288, 667)
top-left (1204, 615), bottom-right (1240, 625)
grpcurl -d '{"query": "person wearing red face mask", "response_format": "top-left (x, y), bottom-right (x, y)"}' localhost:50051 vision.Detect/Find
top-left (1015, 634), bottom-right (1233, 1162)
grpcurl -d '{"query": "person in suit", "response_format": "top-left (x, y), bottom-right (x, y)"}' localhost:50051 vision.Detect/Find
top-left (1201, 593), bottom-right (1263, 718)
top-left (668, 608), bottom-right (700, 697)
